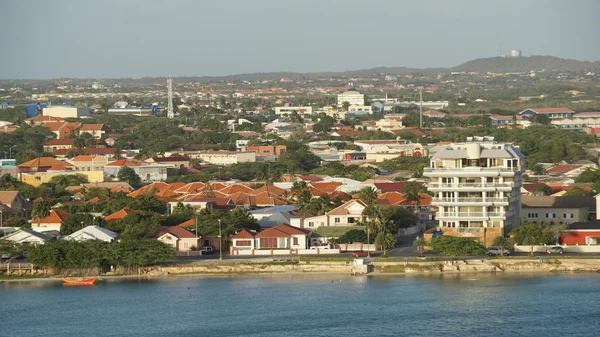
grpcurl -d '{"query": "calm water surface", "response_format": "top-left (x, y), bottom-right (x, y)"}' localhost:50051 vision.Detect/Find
top-left (1, 273), bottom-right (600, 337)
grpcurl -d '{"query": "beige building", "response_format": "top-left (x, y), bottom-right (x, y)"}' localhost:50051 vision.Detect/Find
top-left (366, 142), bottom-right (427, 162)
top-left (337, 88), bottom-right (365, 107)
top-left (274, 106), bottom-right (313, 115)
top-left (521, 196), bottom-right (595, 225)
top-left (21, 171), bottom-right (105, 187)
top-left (424, 136), bottom-right (525, 246)
top-left (299, 199), bottom-right (368, 230)
top-left (190, 151), bottom-right (256, 165)
top-left (43, 105), bottom-right (90, 118)
top-left (70, 156), bottom-right (108, 172)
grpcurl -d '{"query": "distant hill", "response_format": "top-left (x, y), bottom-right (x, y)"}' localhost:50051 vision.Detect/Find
top-left (451, 55), bottom-right (600, 73)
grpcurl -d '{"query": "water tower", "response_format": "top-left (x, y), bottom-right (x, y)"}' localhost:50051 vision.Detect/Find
top-left (508, 49), bottom-right (522, 58)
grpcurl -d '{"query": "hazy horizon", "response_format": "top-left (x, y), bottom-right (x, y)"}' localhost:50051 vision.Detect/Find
top-left (2, 0), bottom-right (599, 79)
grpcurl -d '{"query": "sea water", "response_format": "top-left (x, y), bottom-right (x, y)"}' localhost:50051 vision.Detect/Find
top-left (1, 273), bottom-right (600, 337)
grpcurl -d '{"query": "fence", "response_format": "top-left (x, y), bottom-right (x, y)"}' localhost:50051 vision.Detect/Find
top-left (514, 244), bottom-right (600, 253)
top-left (230, 248), bottom-right (343, 256)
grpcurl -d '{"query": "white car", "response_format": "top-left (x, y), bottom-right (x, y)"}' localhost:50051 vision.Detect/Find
top-left (486, 246), bottom-right (511, 256)
top-left (310, 245), bottom-right (330, 250)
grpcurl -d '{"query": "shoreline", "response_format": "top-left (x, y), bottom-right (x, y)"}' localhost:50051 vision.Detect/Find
top-left (3, 257), bottom-right (600, 283)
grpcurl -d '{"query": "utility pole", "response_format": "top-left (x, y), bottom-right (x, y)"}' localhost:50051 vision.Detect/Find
top-left (419, 86), bottom-right (423, 129)
top-left (218, 219), bottom-right (223, 261)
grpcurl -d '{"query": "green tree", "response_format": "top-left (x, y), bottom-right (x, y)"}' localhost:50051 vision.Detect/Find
top-left (531, 164), bottom-right (547, 176)
top-left (510, 222), bottom-right (560, 256)
top-left (492, 236), bottom-right (512, 250)
top-left (31, 200), bottom-right (51, 227)
top-left (563, 186), bottom-right (592, 197)
top-left (531, 185), bottom-right (552, 196)
top-left (412, 236), bottom-right (427, 257)
top-left (357, 186), bottom-right (378, 205)
top-left (341, 101), bottom-right (350, 112)
top-left (117, 166), bottom-right (142, 188)
top-left (337, 229), bottom-right (368, 244)
top-left (403, 182), bottom-right (426, 213)
top-left (374, 231), bottom-right (396, 257)
top-left (60, 213), bottom-right (105, 235)
top-left (114, 239), bottom-right (176, 269)
top-left (430, 235), bottom-right (486, 257)
top-left (4, 217), bottom-right (30, 229)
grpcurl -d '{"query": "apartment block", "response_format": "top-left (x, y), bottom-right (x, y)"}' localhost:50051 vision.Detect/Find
top-left (424, 136), bottom-right (525, 246)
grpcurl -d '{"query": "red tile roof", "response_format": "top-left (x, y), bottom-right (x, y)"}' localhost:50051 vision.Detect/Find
top-left (155, 226), bottom-right (197, 239)
top-left (546, 165), bottom-right (582, 176)
top-left (255, 224), bottom-right (306, 238)
top-left (232, 229), bottom-right (255, 239)
top-left (104, 209), bottom-right (142, 222)
top-left (31, 209), bottom-right (71, 224)
top-left (374, 182), bottom-right (406, 193)
top-left (44, 139), bottom-right (74, 146)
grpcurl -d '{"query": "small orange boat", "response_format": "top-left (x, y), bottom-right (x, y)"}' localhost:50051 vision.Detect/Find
top-left (62, 277), bottom-right (97, 285)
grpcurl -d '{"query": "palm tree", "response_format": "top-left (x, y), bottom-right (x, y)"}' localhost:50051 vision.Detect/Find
top-left (357, 187), bottom-right (378, 205)
top-left (413, 236), bottom-right (427, 257)
top-left (32, 200), bottom-right (51, 228)
top-left (291, 181), bottom-right (312, 207)
top-left (341, 101), bottom-right (350, 112)
top-left (403, 182), bottom-right (425, 214)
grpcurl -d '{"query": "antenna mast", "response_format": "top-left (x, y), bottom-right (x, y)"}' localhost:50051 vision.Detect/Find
top-left (167, 77), bottom-right (174, 119)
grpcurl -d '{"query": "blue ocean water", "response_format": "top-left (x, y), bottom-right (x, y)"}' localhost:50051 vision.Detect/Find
top-left (1, 273), bottom-right (600, 337)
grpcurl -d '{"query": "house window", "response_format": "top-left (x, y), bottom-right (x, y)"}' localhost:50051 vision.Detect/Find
top-left (236, 240), bottom-right (251, 246)
top-left (335, 218), bottom-right (340, 223)
top-left (586, 237), bottom-right (597, 245)
top-left (546, 213), bottom-right (555, 219)
top-left (308, 222), bottom-right (314, 228)
top-left (260, 238), bottom-right (277, 248)
top-left (293, 237), bottom-right (299, 245)
top-left (183, 242), bottom-right (189, 248)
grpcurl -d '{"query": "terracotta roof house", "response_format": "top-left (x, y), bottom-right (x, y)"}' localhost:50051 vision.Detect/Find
top-left (309, 182), bottom-right (342, 194)
top-left (297, 175), bottom-right (324, 183)
top-left (219, 184), bottom-right (255, 195)
top-left (146, 156), bottom-right (190, 167)
top-left (26, 115), bottom-right (65, 126)
top-left (231, 224), bottom-right (309, 252)
top-left (79, 124), bottom-right (105, 138)
top-left (546, 165), bottom-right (583, 177)
top-left (154, 226), bottom-right (198, 252)
top-left (174, 182), bottom-right (207, 194)
top-left (43, 139), bottom-right (74, 152)
top-left (374, 182), bottom-right (407, 193)
top-left (177, 219), bottom-right (196, 228)
top-left (17, 157), bottom-right (76, 173)
top-left (251, 184), bottom-right (287, 196)
top-left (104, 209), bottom-right (142, 222)
top-left (127, 182), bottom-right (185, 198)
top-left (168, 197), bottom-right (235, 213)
top-left (30, 209), bottom-right (71, 229)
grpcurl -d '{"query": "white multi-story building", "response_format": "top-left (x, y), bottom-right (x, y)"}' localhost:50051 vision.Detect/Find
top-left (337, 88), bottom-right (365, 107)
top-left (424, 137), bottom-right (525, 246)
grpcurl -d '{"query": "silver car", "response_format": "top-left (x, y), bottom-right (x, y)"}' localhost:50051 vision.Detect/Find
top-left (487, 246), bottom-right (511, 256)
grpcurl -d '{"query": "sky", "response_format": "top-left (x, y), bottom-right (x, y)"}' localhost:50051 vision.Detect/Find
top-left (1, 0), bottom-right (599, 79)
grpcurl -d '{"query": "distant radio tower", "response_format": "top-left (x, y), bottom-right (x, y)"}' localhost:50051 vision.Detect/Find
top-left (167, 77), bottom-right (174, 119)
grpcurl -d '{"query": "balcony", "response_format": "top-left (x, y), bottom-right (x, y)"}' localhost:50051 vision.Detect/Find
top-left (438, 212), bottom-right (505, 219)
top-left (428, 183), bottom-right (514, 191)
top-left (423, 167), bottom-right (523, 177)
top-left (432, 197), bottom-right (509, 205)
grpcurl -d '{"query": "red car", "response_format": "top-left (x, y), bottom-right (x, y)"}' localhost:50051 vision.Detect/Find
top-left (351, 251), bottom-right (369, 257)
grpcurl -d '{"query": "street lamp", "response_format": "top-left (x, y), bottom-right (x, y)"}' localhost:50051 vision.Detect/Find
top-left (218, 218), bottom-right (223, 260)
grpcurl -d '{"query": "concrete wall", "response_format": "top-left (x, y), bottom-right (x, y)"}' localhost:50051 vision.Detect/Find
top-left (514, 244), bottom-right (600, 253)
top-left (43, 106), bottom-right (90, 118)
top-left (337, 243), bottom-right (378, 252)
top-left (230, 248), bottom-right (342, 256)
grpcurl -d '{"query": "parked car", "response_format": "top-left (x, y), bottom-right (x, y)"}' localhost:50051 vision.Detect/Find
top-left (200, 246), bottom-right (215, 255)
top-left (351, 251), bottom-right (369, 257)
top-left (310, 245), bottom-right (331, 250)
top-left (486, 246), bottom-right (511, 256)
top-left (546, 246), bottom-right (564, 254)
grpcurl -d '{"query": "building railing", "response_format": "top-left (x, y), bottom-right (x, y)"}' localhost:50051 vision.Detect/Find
top-left (439, 212), bottom-right (505, 218)
top-left (432, 197), bottom-right (508, 203)
top-left (428, 183), bottom-right (514, 188)
top-left (424, 167), bottom-right (522, 173)
top-left (456, 227), bottom-right (483, 233)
